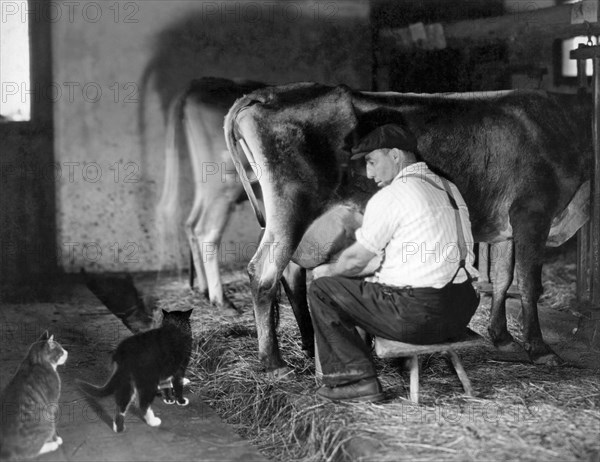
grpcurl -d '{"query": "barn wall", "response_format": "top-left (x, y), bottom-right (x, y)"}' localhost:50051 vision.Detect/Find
top-left (372, 0), bottom-right (507, 92)
top-left (373, 0), bottom-right (585, 94)
top-left (52, 0), bottom-right (372, 272)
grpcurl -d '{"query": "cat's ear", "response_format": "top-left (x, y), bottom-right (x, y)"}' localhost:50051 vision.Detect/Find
top-left (39, 330), bottom-right (50, 341)
top-left (49, 334), bottom-right (54, 342)
top-left (182, 309), bottom-right (193, 320)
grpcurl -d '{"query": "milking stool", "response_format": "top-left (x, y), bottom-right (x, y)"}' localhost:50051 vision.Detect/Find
top-left (373, 328), bottom-right (485, 403)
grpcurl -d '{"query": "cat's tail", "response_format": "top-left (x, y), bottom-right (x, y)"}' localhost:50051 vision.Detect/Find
top-left (76, 365), bottom-right (123, 397)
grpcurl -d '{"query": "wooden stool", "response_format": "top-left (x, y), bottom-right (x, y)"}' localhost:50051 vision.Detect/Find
top-left (374, 329), bottom-right (485, 403)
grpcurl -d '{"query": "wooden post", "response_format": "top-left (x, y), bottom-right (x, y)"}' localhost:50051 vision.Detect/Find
top-left (577, 223), bottom-right (591, 301)
top-left (571, 44), bottom-right (600, 308)
top-left (592, 56), bottom-right (600, 307)
top-left (575, 45), bottom-right (592, 302)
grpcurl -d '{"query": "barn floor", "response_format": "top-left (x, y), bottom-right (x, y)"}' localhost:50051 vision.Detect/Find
top-left (2, 246), bottom-right (599, 461)
top-left (0, 278), bottom-right (267, 462)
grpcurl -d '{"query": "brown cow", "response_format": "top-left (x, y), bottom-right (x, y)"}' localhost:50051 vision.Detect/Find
top-left (224, 83), bottom-right (591, 376)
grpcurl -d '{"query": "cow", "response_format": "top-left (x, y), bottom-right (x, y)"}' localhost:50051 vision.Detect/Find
top-left (223, 82), bottom-right (592, 377)
top-left (156, 77), bottom-right (265, 314)
top-left (155, 77), bottom-right (314, 354)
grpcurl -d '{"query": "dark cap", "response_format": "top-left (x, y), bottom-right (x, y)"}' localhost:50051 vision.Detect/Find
top-left (351, 124), bottom-right (418, 160)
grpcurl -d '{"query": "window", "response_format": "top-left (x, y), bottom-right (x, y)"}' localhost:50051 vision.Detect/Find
top-left (1, 0), bottom-right (31, 121)
top-left (554, 36), bottom-right (598, 86)
top-left (563, 36), bottom-right (596, 77)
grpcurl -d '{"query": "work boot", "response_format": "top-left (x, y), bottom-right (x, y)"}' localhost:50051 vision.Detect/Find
top-left (316, 377), bottom-right (384, 403)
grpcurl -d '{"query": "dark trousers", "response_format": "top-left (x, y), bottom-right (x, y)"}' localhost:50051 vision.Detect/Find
top-left (308, 277), bottom-right (479, 387)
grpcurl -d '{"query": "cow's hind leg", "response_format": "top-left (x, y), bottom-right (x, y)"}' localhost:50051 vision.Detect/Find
top-left (185, 201), bottom-right (209, 298)
top-left (510, 197), bottom-right (562, 366)
top-left (248, 230), bottom-right (297, 378)
top-left (193, 194), bottom-right (239, 316)
top-left (281, 261), bottom-right (314, 357)
top-left (488, 241), bottom-right (529, 361)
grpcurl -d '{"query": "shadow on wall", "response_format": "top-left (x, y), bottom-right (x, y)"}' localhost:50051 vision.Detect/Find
top-left (136, 10), bottom-right (372, 268)
top-left (140, 11), bottom-right (371, 116)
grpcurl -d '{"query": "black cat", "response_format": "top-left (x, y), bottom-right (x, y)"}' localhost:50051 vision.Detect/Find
top-left (77, 309), bottom-right (192, 433)
top-left (157, 376), bottom-right (191, 404)
top-left (0, 332), bottom-right (68, 460)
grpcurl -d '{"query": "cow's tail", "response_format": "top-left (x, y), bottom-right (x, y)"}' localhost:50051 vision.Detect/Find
top-left (224, 93), bottom-right (267, 228)
top-left (547, 180), bottom-right (591, 247)
top-left (155, 88), bottom-right (189, 268)
top-left (223, 96), bottom-right (244, 169)
top-left (223, 94), bottom-right (259, 165)
top-left (137, 57), bottom-right (157, 166)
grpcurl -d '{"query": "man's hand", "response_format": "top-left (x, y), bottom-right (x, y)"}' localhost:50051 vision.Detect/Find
top-left (311, 242), bottom-right (379, 279)
top-left (312, 263), bottom-right (334, 280)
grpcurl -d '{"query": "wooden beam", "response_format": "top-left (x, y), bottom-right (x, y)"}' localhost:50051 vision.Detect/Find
top-left (379, 2), bottom-right (600, 61)
top-left (571, 44), bottom-right (600, 60)
top-left (577, 223), bottom-right (591, 302)
top-left (571, 44), bottom-right (600, 307)
top-left (591, 56), bottom-right (600, 306)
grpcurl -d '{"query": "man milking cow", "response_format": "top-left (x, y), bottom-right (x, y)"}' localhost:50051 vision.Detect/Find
top-left (309, 123), bottom-right (480, 403)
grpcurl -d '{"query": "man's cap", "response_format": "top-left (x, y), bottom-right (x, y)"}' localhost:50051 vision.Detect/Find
top-left (351, 124), bottom-right (418, 160)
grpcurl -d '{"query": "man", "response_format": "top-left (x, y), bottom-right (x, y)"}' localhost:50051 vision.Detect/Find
top-left (309, 123), bottom-right (480, 403)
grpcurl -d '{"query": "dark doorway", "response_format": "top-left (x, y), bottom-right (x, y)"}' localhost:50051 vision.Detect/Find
top-left (1, 1), bottom-right (57, 290)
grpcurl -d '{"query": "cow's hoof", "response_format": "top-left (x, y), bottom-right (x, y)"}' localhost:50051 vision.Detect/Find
top-left (496, 339), bottom-right (523, 353)
top-left (487, 327), bottom-right (515, 348)
top-left (525, 341), bottom-right (564, 366)
top-left (530, 351), bottom-right (564, 366)
top-left (193, 288), bottom-right (210, 300)
top-left (266, 366), bottom-right (295, 380)
top-left (214, 299), bottom-right (242, 317)
top-left (220, 306), bottom-right (241, 317)
top-left (491, 340), bottom-right (530, 363)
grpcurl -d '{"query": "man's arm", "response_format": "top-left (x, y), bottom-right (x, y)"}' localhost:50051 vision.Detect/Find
top-left (312, 241), bottom-right (380, 279)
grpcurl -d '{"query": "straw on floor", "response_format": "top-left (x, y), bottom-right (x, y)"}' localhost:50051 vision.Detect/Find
top-left (154, 252), bottom-right (599, 462)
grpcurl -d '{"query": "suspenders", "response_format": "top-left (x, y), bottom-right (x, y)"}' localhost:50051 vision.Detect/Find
top-left (403, 173), bottom-right (472, 284)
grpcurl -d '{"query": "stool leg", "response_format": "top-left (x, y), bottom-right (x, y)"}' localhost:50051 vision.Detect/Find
top-left (314, 338), bottom-right (323, 386)
top-left (447, 349), bottom-right (473, 397)
top-left (408, 355), bottom-right (419, 403)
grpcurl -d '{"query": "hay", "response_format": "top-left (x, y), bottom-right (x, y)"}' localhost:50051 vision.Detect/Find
top-left (152, 255), bottom-right (600, 462)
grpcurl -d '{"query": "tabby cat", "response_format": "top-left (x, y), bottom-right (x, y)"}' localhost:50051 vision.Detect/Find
top-left (0, 331), bottom-right (68, 461)
top-left (77, 309), bottom-right (192, 432)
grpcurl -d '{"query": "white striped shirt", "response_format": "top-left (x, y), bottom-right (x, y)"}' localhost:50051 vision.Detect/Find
top-left (355, 162), bottom-right (478, 288)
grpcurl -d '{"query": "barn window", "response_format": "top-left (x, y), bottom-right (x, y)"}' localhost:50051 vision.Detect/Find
top-left (562, 35), bottom-right (597, 77)
top-left (0, 1), bottom-right (31, 122)
top-left (554, 35), bottom-right (599, 86)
